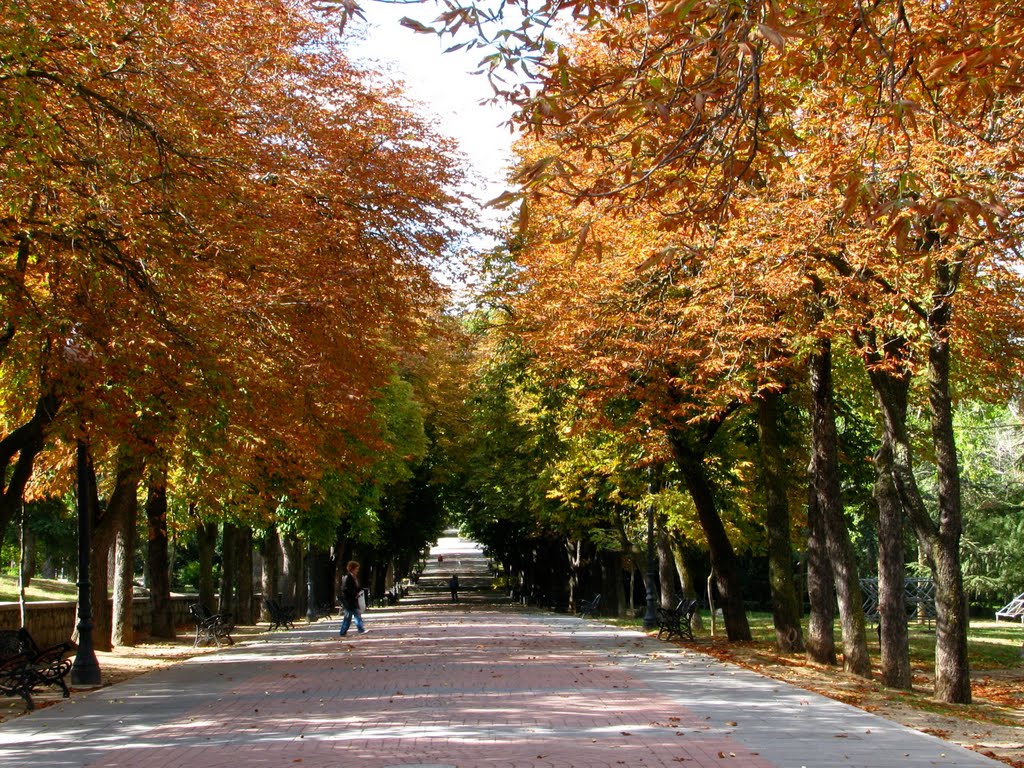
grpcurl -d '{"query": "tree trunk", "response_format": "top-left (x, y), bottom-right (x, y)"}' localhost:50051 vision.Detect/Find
top-left (863, 277), bottom-right (971, 704)
top-left (808, 341), bottom-right (870, 676)
top-left (668, 424), bottom-right (751, 641)
top-left (235, 527), bottom-right (254, 624)
top-left (218, 522), bottom-right (238, 616)
top-left (566, 538), bottom-right (581, 612)
top-left (262, 527), bottom-right (282, 619)
top-left (612, 505), bottom-right (646, 615)
top-left (21, 527), bottom-right (36, 585)
top-left (91, 451), bottom-right (144, 651)
top-left (112, 491), bottom-right (139, 648)
top-left (669, 536), bottom-right (704, 630)
top-left (656, 524), bottom-right (677, 609)
top-left (757, 393), bottom-right (805, 653)
top-left (280, 533), bottom-right (301, 608)
top-left (0, 389), bottom-right (61, 546)
top-left (805, 484), bottom-right (837, 664)
top-left (599, 549), bottom-right (625, 618)
top-left (197, 518), bottom-right (218, 611)
top-left (925, 269), bottom-right (971, 704)
top-left (873, 437), bottom-right (912, 689)
top-left (145, 459), bottom-right (175, 639)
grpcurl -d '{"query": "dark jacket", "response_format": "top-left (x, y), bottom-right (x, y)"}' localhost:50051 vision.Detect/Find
top-left (341, 572), bottom-right (361, 612)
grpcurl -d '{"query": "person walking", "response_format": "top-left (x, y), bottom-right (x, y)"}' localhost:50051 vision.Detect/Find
top-left (449, 573), bottom-right (459, 603)
top-left (339, 560), bottom-right (367, 636)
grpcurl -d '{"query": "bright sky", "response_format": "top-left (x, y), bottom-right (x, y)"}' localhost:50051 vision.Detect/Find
top-left (346, 3), bottom-right (517, 226)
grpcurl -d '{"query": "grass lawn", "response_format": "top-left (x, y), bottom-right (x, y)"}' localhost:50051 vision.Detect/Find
top-left (610, 609), bottom-right (1023, 670)
top-left (0, 575), bottom-right (85, 603)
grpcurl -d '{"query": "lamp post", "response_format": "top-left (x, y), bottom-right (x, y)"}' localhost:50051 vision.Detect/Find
top-left (642, 467), bottom-right (658, 630)
top-left (71, 439), bottom-right (101, 686)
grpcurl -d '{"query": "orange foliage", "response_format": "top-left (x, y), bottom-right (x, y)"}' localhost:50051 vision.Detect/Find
top-left (498, 0), bottom-right (1024, 421)
top-left (0, 0), bottom-right (466, 512)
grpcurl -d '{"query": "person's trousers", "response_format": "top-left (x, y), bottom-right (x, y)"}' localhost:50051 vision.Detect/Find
top-left (339, 607), bottom-right (365, 634)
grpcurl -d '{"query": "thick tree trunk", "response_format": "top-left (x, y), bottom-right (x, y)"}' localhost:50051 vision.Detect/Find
top-left (805, 485), bottom-right (837, 664)
top-left (860, 343), bottom-right (914, 689)
top-left (599, 550), bottom-right (626, 619)
top-left (235, 527), bottom-right (254, 624)
top-left (197, 519), bottom-right (218, 611)
top-left (926, 271), bottom-right (971, 703)
top-left (90, 536), bottom-right (110, 651)
top-left (145, 460), bottom-right (175, 639)
top-left (757, 393), bottom-right (804, 653)
top-left (91, 451), bottom-right (143, 651)
top-left (669, 537), bottom-right (693, 599)
top-left (808, 342), bottom-right (871, 676)
top-left (280, 534), bottom-right (302, 608)
top-left (218, 522), bottom-right (238, 616)
top-left (263, 527), bottom-right (283, 619)
top-left (873, 438), bottom-right (912, 688)
top-left (656, 525), bottom-right (677, 609)
top-left (863, 268), bottom-right (971, 704)
top-left (612, 505), bottom-right (646, 615)
top-left (669, 536), bottom-right (704, 630)
top-left (668, 425), bottom-right (751, 641)
top-left (112, 494), bottom-right (139, 648)
top-left (931, 540), bottom-right (970, 702)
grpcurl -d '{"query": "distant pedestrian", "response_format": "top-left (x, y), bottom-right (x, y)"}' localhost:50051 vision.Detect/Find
top-left (449, 573), bottom-right (459, 603)
top-left (339, 560), bottom-right (367, 637)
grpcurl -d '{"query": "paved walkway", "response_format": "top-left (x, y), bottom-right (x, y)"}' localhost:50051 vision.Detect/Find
top-left (0, 536), bottom-right (1002, 767)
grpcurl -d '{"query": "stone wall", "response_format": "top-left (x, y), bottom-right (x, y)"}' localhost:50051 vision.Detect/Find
top-left (0, 597), bottom-right (199, 648)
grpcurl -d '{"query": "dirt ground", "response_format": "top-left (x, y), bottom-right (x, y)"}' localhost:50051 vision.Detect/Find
top-left (3, 622), bottom-right (1022, 766)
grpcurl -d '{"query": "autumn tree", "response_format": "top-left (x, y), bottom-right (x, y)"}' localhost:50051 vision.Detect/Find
top-left (1, 0), bottom-right (469, 649)
top-left (401, 0), bottom-right (1024, 700)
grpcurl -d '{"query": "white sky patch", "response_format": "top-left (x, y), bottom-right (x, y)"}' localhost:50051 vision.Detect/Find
top-left (346, 2), bottom-right (517, 227)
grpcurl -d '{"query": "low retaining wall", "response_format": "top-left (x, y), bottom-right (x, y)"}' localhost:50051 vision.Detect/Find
top-left (0, 596), bottom-right (201, 648)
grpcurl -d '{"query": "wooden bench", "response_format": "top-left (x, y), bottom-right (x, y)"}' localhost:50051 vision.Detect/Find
top-left (657, 599), bottom-right (698, 641)
top-left (0, 634), bottom-right (35, 709)
top-left (0, 628), bottom-right (73, 710)
top-left (189, 604), bottom-right (234, 647)
top-left (264, 598), bottom-right (296, 630)
top-left (578, 594), bottom-right (601, 618)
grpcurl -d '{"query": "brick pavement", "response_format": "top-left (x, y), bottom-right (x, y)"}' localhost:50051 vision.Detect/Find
top-left (0, 596), bottom-right (1002, 768)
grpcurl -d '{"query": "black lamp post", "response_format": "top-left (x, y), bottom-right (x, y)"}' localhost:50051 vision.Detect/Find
top-left (71, 439), bottom-right (101, 686)
top-left (642, 468), bottom-right (658, 630)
